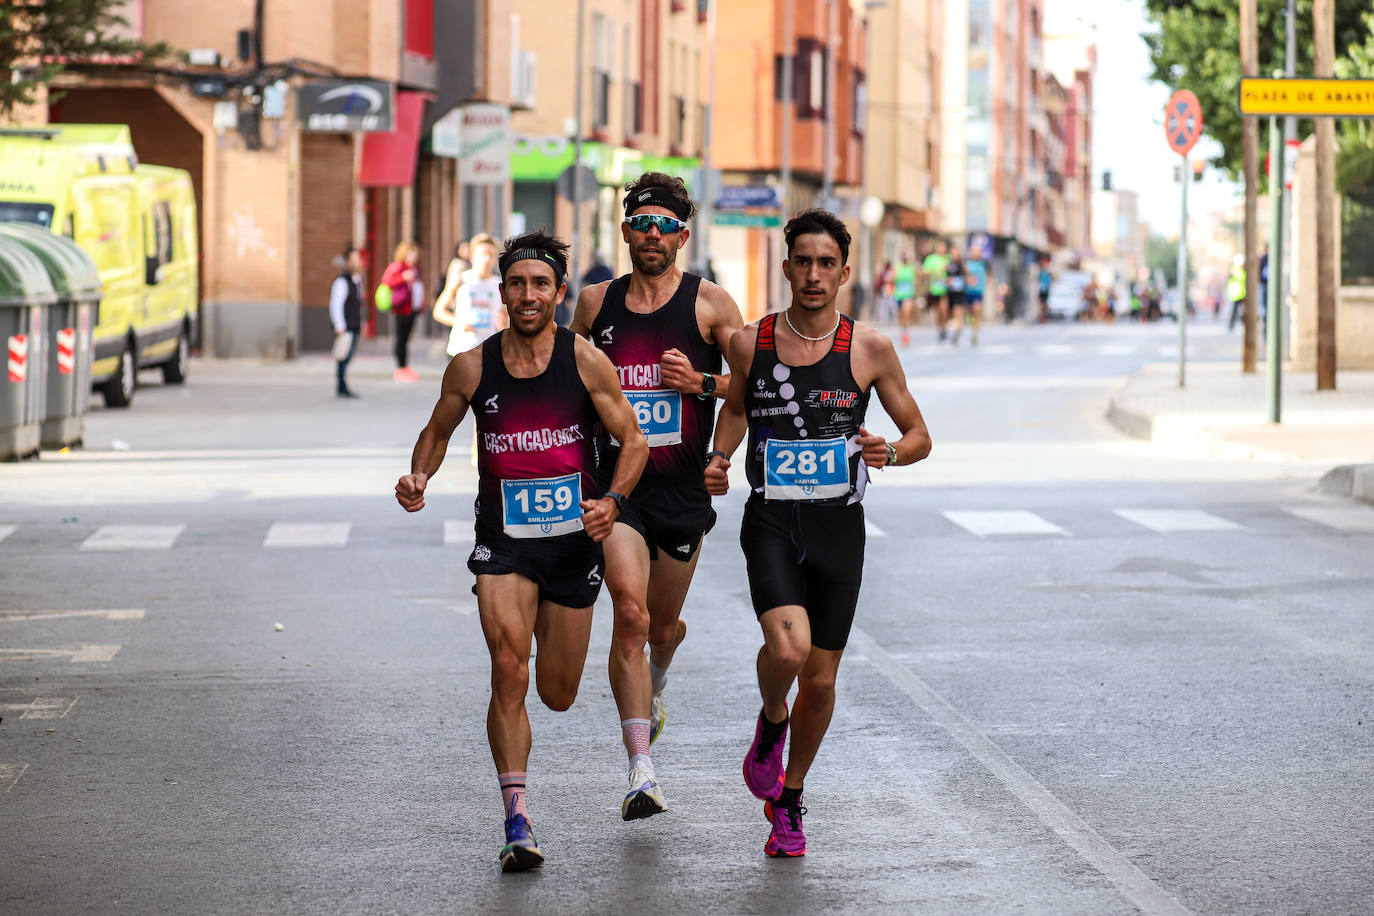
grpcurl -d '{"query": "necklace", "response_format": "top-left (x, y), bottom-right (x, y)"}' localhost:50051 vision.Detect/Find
top-left (783, 308), bottom-right (840, 342)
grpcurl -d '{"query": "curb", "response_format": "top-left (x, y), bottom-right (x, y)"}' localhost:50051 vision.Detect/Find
top-left (1317, 464), bottom-right (1374, 506)
top-left (1105, 397), bottom-right (1298, 463)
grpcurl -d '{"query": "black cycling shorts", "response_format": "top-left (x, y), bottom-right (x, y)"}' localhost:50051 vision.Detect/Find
top-left (739, 497), bottom-right (865, 651)
top-left (615, 482), bottom-right (717, 563)
top-left (468, 520), bottom-right (605, 609)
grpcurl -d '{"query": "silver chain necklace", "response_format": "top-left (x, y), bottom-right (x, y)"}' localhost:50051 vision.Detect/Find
top-left (783, 308), bottom-right (840, 342)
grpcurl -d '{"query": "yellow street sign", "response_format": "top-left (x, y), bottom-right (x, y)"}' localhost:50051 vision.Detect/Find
top-left (1239, 77), bottom-right (1374, 117)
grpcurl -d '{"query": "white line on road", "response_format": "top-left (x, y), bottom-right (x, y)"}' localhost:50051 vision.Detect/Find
top-left (1283, 505), bottom-right (1374, 532)
top-left (0, 525), bottom-right (14, 544)
top-left (0, 697), bottom-right (79, 719)
top-left (263, 523), bottom-right (351, 548)
top-left (941, 510), bottom-right (1068, 537)
top-left (0, 609), bottom-right (145, 623)
top-left (864, 519), bottom-right (887, 538)
top-left (1099, 345), bottom-right (1135, 355)
top-left (1114, 509), bottom-right (1244, 533)
top-left (849, 627), bottom-right (1193, 916)
top-left (1, 763), bottom-right (29, 793)
top-left (81, 525), bottom-right (185, 551)
top-left (1036, 344), bottom-right (1075, 355)
top-left (978, 344), bottom-right (1016, 355)
top-left (443, 520), bottom-right (474, 546)
top-left (0, 645), bottom-right (120, 663)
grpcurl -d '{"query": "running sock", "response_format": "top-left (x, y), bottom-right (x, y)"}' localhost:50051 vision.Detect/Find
top-left (499, 771), bottom-right (528, 820)
top-left (648, 658), bottom-right (669, 695)
top-left (621, 718), bottom-right (652, 771)
top-left (777, 784), bottom-right (803, 809)
top-left (759, 707), bottom-right (789, 752)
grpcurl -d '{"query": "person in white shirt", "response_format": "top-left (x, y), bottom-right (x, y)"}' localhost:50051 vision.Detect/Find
top-left (329, 245), bottom-right (365, 398)
top-left (433, 233), bottom-right (505, 356)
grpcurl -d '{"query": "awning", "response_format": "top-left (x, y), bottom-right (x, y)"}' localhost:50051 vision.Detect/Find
top-left (358, 91), bottom-right (432, 187)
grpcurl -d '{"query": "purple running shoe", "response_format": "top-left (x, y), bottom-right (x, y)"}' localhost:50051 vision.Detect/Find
top-left (764, 796), bottom-right (807, 858)
top-left (742, 706), bottom-right (787, 800)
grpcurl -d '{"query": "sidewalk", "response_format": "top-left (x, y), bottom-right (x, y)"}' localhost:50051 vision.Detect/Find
top-left (1107, 360), bottom-right (1374, 503)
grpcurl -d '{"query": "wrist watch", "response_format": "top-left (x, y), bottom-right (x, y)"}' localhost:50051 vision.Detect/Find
top-left (698, 372), bottom-right (716, 400)
top-left (604, 490), bottom-right (626, 512)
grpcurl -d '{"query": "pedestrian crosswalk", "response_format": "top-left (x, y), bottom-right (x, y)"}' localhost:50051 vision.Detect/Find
top-left (0, 504), bottom-right (1370, 551)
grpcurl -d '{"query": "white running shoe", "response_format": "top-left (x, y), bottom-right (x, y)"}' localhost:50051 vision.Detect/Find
top-left (622, 763), bottom-right (668, 821)
top-left (649, 691), bottom-right (667, 745)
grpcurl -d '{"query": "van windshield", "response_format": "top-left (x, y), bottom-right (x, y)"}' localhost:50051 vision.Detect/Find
top-left (0, 202), bottom-right (55, 229)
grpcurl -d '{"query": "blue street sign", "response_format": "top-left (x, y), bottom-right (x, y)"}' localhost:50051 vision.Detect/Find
top-left (714, 186), bottom-right (781, 210)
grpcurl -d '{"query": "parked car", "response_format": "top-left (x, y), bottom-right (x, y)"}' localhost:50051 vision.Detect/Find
top-left (1045, 270), bottom-right (1093, 320)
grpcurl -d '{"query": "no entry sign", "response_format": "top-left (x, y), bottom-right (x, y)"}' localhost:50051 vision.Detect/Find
top-left (1165, 90), bottom-right (1204, 156)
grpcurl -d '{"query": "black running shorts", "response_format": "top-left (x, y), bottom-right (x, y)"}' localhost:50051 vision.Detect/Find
top-left (615, 482), bottom-right (718, 563)
top-left (468, 520), bottom-right (606, 609)
top-left (739, 497), bottom-right (866, 651)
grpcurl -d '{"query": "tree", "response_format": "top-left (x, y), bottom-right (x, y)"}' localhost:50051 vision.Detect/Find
top-left (1142, 0), bottom-right (1368, 180)
top-left (0, 0), bottom-right (172, 119)
top-left (1334, 11), bottom-right (1374, 193)
top-left (1145, 232), bottom-right (1180, 288)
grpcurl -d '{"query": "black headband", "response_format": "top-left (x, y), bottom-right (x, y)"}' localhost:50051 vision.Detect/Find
top-left (499, 248), bottom-right (566, 286)
top-left (624, 186), bottom-right (692, 221)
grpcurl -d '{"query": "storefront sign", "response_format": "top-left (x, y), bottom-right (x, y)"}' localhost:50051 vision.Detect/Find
top-left (298, 80), bottom-right (395, 132)
top-left (458, 104), bottom-right (512, 185)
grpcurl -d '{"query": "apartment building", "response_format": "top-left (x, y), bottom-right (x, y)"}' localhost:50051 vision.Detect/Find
top-left (712, 0), bottom-right (868, 319)
top-left (508, 0), bottom-right (710, 285)
top-left (1044, 18), bottom-right (1097, 264)
top-left (27, 0), bottom-right (516, 357)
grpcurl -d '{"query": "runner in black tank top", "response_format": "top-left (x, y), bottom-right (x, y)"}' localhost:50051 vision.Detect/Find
top-left (396, 231), bottom-right (648, 872)
top-left (705, 209), bottom-right (931, 859)
top-left (571, 172), bottom-right (745, 818)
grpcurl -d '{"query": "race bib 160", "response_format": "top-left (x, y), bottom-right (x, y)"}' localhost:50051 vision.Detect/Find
top-left (623, 389), bottom-right (682, 448)
top-left (501, 473), bottom-right (584, 538)
top-left (763, 436), bottom-right (849, 501)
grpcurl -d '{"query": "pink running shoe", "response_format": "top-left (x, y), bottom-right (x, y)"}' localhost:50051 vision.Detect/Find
top-left (763, 796), bottom-right (807, 858)
top-left (742, 706), bottom-right (787, 800)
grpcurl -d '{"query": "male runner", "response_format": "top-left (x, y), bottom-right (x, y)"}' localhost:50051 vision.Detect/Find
top-left (570, 171), bottom-right (744, 818)
top-left (922, 239), bottom-right (950, 341)
top-left (705, 209), bottom-right (931, 857)
top-left (396, 231), bottom-right (648, 872)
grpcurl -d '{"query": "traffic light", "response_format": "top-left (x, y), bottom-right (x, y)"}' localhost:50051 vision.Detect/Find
top-left (1102, 169), bottom-right (1113, 191)
top-left (1192, 159), bottom-right (1205, 182)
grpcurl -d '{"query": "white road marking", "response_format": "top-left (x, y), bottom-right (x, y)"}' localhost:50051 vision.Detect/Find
top-left (1099, 344), bottom-right (1135, 355)
top-left (0, 609), bottom-right (144, 623)
top-left (0, 645), bottom-right (120, 663)
top-left (0, 697), bottom-right (79, 719)
top-left (81, 525), bottom-right (185, 551)
top-left (263, 522), bottom-right (351, 548)
top-left (410, 597), bottom-right (477, 617)
top-left (1114, 509), bottom-right (1244, 533)
top-left (979, 344), bottom-right (1016, 355)
top-left (850, 627), bottom-right (1193, 916)
top-left (1036, 344), bottom-right (1075, 355)
top-left (864, 519), bottom-right (887, 538)
top-left (0, 525), bottom-right (14, 543)
top-left (942, 510), bottom-right (1068, 537)
top-left (1283, 505), bottom-right (1374, 532)
top-left (443, 520), bottom-right (474, 545)
top-left (1, 763), bottom-right (29, 792)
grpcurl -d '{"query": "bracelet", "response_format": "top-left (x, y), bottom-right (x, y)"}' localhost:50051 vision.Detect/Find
top-left (706, 450), bottom-right (728, 464)
top-left (884, 442), bottom-right (898, 466)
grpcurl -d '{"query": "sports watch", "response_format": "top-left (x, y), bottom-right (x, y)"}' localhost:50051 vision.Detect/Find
top-left (604, 490), bottom-right (626, 513)
top-left (698, 372), bottom-right (716, 400)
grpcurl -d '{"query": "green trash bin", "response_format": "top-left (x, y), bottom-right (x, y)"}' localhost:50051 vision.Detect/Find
top-left (0, 222), bottom-right (101, 449)
top-left (0, 234), bottom-right (57, 460)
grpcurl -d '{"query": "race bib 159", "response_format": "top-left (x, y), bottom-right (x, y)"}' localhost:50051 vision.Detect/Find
top-left (501, 473), bottom-right (583, 538)
top-left (763, 436), bottom-right (849, 501)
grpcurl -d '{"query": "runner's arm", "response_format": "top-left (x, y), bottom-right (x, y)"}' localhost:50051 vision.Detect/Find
top-left (432, 261), bottom-right (464, 326)
top-left (704, 325), bottom-right (756, 495)
top-left (660, 281), bottom-right (744, 398)
top-left (568, 281), bottom-right (609, 338)
top-left (576, 339), bottom-right (648, 541)
top-left (396, 351), bottom-right (479, 511)
top-left (855, 332), bottom-right (931, 468)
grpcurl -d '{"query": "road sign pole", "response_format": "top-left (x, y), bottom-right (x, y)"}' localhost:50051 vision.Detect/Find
top-left (1178, 152), bottom-right (1189, 388)
top-left (1266, 115), bottom-right (1284, 422)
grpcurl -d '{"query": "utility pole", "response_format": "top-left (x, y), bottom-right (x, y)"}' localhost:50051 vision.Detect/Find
top-left (822, 0), bottom-right (837, 205)
top-left (1266, 111), bottom-right (1284, 421)
top-left (571, 0), bottom-right (586, 288)
top-left (1239, 0), bottom-right (1259, 374)
top-left (1281, 0), bottom-right (1297, 353)
top-left (1314, 0), bottom-right (1338, 390)
top-left (695, 0), bottom-right (718, 274)
top-left (1177, 155), bottom-right (1189, 388)
top-left (776, 0), bottom-right (795, 313)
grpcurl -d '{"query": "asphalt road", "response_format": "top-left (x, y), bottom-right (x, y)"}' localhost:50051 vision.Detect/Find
top-left (1, 320), bottom-right (1370, 915)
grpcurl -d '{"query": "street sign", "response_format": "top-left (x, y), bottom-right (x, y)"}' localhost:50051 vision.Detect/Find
top-left (556, 164), bottom-right (599, 203)
top-left (713, 211), bottom-right (781, 228)
top-left (1165, 90), bottom-right (1203, 156)
top-left (715, 185), bottom-right (781, 210)
top-left (1239, 77), bottom-right (1374, 118)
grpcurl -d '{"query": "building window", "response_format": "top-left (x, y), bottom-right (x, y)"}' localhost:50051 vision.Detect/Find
top-left (852, 71), bottom-right (866, 137)
top-left (627, 82), bottom-right (643, 136)
top-left (591, 13), bottom-right (614, 130)
top-left (672, 95), bottom-right (686, 151)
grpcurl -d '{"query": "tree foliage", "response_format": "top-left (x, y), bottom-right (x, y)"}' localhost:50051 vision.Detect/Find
top-left (1334, 12), bottom-right (1374, 192)
top-left (1146, 232), bottom-right (1180, 288)
top-left (0, 0), bottom-right (172, 119)
top-left (1141, 0), bottom-right (1369, 179)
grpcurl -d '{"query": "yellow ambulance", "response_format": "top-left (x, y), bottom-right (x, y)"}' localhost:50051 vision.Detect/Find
top-left (0, 125), bottom-right (198, 407)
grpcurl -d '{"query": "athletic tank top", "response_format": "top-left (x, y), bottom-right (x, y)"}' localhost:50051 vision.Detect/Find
top-left (471, 328), bottom-right (601, 539)
top-left (588, 272), bottom-right (722, 486)
top-left (743, 313), bottom-right (871, 505)
top-left (447, 269), bottom-right (504, 356)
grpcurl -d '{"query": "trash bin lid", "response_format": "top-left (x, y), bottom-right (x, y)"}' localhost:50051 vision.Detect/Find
top-left (0, 221), bottom-right (101, 299)
top-left (0, 234), bottom-right (58, 308)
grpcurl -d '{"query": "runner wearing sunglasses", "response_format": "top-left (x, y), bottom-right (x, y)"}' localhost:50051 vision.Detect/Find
top-left (571, 171), bottom-right (745, 820)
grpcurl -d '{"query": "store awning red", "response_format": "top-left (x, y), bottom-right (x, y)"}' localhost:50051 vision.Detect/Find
top-left (358, 91), bottom-right (432, 187)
